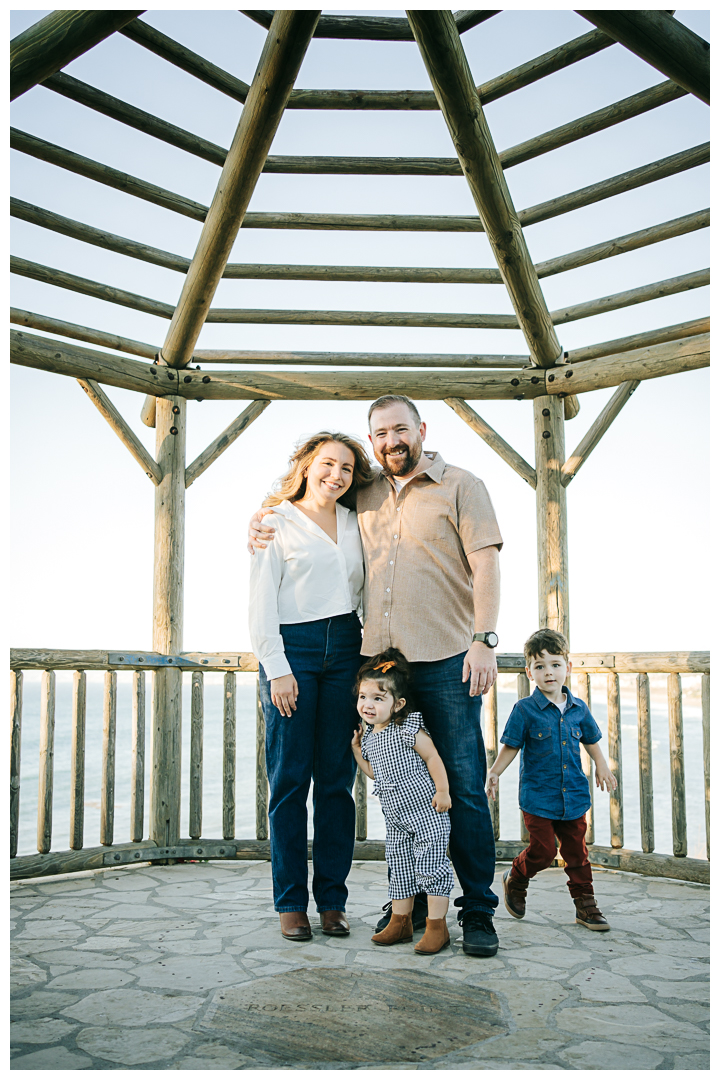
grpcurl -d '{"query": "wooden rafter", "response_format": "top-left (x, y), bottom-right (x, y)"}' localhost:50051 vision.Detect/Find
top-left (561, 381), bottom-right (640, 486)
top-left (77, 378), bottom-right (162, 485)
top-left (240, 9), bottom-right (498, 41)
top-left (185, 402), bottom-right (271, 488)
top-left (445, 399), bottom-right (537, 488)
top-left (10, 308), bottom-right (157, 360)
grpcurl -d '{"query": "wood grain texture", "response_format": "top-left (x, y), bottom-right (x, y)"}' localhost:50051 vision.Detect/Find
top-left (189, 671), bottom-right (204, 840)
top-left (255, 678), bottom-right (269, 841)
top-left (223, 673), bottom-right (237, 841)
top-left (10, 671), bottom-right (23, 859)
top-left (355, 771), bottom-right (368, 842)
top-left (408, 9), bottom-right (562, 368)
top-left (10, 307), bottom-right (157, 360)
top-left (445, 398), bottom-right (537, 488)
top-left (10, 840), bottom-right (158, 882)
top-left (185, 401), bottom-right (270, 488)
top-left (667, 673), bottom-right (687, 857)
top-left (551, 269), bottom-right (709, 326)
top-left (548, 333), bottom-right (710, 397)
top-left (241, 9), bottom-right (497, 41)
top-left (130, 671), bottom-right (145, 843)
top-left (100, 672), bottom-right (117, 846)
top-left (516, 674), bottom-right (531, 844)
top-left (566, 317), bottom-right (709, 366)
top-left (37, 671), bottom-right (56, 855)
top-left (11, 256), bottom-right (175, 319)
top-left (78, 378), bottom-right (162, 485)
top-left (203, 308), bottom-right (519, 329)
top-left (150, 667), bottom-right (183, 847)
top-left (636, 673), bottom-right (655, 854)
top-left (161, 10), bottom-right (321, 371)
top-left (484, 681), bottom-right (500, 840)
top-left (607, 674), bottom-right (623, 850)
top-left (192, 349), bottom-right (526, 368)
top-left (701, 674), bottom-right (709, 860)
top-left (577, 10), bottom-right (709, 104)
top-left (11, 10), bottom-right (145, 99)
top-left (574, 673), bottom-right (594, 844)
top-left (562, 380), bottom-right (640, 485)
top-left (69, 671), bottom-right (86, 851)
top-left (534, 397), bottom-right (569, 636)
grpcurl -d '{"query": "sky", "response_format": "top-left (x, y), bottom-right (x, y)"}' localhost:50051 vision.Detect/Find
top-left (9, 5), bottom-right (711, 656)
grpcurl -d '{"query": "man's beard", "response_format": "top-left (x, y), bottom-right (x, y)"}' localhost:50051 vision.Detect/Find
top-left (379, 440), bottom-right (423, 476)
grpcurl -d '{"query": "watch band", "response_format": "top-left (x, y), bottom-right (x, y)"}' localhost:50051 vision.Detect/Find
top-left (472, 632), bottom-right (498, 648)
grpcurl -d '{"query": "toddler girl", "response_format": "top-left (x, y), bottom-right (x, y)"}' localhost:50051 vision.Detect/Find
top-left (351, 648), bottom-right (454, 954)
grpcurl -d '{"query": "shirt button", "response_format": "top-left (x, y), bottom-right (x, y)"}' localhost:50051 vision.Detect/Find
top-left (386, 588), bottom-right (390, 593)
top-left (384, 612), bottom-right (389, 617)
top-left (393, 534), bottom-right (398, 539)
top-left (389, 560), bottom-right (394, 566)
top-left (562, 741), bottom-right (566, 745)
top-left (396, 507), bottom-right (401, 512)
top-left (563, 787), bottom-right (566, 792)
top-left (563, 764), bottom-right (567, 769)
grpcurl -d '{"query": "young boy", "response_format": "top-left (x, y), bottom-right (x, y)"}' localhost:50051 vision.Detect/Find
top-left (486, 629), bottom-right (617, 931)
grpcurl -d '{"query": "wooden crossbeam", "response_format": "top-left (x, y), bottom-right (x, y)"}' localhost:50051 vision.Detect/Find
top-left (185, 402), bottom-right (271, 488)
top-left (577, 10), bottom-right (710, 104)
top-left (11, 330), bottom-right (708, 402)
top-left (77, 378), bottom-right (162, 485)
top-left (561, 381), bottom-right (640, 486)
top-left (240, 9), bottom-right (497, 41)
top-left (10, 308), bottom-right (156, 360)
top-left (11, 10), bottom-right (145, 100)
top-left (567, 317), bottom-right (709, 365)
top-left (552, 269), bottom-right (709, 326)
top-left (11, 256), bottom-right (175, 319)
top-left (445, 398), bottom-right (537, 487)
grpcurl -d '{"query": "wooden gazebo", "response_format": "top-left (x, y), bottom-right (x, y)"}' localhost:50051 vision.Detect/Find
top-left (10, 10), bottom-right (709, 881)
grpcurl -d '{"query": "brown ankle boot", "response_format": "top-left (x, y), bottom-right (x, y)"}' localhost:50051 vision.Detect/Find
top-left (414, 916), bottom-right (450, 954)
top-left (574, 893), bottom-right (610, 931)
top-left (371, 912), bottom-right (413, 946)
top-left (503, 868), bottom-right (528, 919)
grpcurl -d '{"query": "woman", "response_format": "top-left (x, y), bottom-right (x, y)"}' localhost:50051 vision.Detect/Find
top-left (249, 431), bottom-right (374, 942)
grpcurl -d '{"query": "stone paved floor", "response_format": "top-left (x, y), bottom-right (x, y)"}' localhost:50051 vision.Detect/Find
top-left (10, 860), bottom-right (709, 1070)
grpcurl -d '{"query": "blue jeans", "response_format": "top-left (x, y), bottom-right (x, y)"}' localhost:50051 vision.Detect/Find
top-left (410, 652), bottom-right (499, 917)
top-left (259, 613), bottom-right (361, 913)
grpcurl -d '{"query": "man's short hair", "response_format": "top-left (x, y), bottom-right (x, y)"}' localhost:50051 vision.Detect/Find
top-left (367, 395), bottom-right (422, 431)
top-left (524, 628), bottom-right (570, 665)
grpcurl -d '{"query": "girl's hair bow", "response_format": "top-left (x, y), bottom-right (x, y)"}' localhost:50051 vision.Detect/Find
top-left (373, 660), bottom-right (396, 674)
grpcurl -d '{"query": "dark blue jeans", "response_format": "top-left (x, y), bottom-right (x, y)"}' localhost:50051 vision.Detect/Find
top-left (410, 652), bottom-right (499, 917)
top-left (259, 613), bottom-right (361, 913)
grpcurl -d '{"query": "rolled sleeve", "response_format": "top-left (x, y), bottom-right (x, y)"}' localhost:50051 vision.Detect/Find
top-left (580, 711), bottom-right (603, 746)
top-left (458, 478), bottom-right (504, 555)
top-left (500, 704), bottom-right (526, 749)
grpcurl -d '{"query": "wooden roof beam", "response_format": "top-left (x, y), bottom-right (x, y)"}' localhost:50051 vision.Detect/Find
top-left (577, 10), bottom-right (709, 104)
top-left (445, 398), bottom-right (537, 488)
top-left (185, 402), bottom-right (270, 488)
top-left (566, 317), bottom-right (709, 366)
top-left (77, 378), bottom-right (162, 485)
top-left (240, 10), bottom-right (498, 41)
top-left (407, 9), bottom-right (562, 368)
top-left (10, 308), bottom-right (157, 360)
top-left (561, 381), bottom-right (640, 486)
top-left (10, 10), bottom-right (145, 100)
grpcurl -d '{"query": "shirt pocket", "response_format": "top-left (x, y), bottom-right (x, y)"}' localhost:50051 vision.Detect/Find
top-left (407, 503), bottom-right (450, 542)
top-left (529, 726), bottom-right (553, 758)
top-left (569, 726), bottom-right (584, 759)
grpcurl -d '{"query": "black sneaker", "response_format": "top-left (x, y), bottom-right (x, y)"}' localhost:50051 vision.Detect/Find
top-left (374, 896), bottom-right (429, 933)
top-left (459, 910), bottom-right (499, 957)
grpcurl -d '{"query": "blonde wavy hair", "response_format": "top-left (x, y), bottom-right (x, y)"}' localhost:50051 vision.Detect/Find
top-left (263, 431), bottom-right (375, 507)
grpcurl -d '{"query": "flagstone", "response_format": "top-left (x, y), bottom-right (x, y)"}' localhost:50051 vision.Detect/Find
top-left (10, 1018), bottom-right (78, 1045)
top-left (463, 978), bottom-right (568, 1028)
top-left (61, 987), bottom-right (205, 1026)
top-left (453, 1030), bottom-right (570, 1061)
top-left (557, 1039), bottom-right (663, 1070)
top-left (672, 1052), bottom-right (710, 1069)
top-left (568, 967), bottom-right (647, 1002)
top-left (608, 954), bottom-right (708, 980)
top-left (643, 938), bottom-right (709, 958)
top-left (129, 952), bottom-right (251, 990)
top-left (655, 1001), bottom-right (709, 1024)
top-left (642, 980), bottom-right (709, 1001)
top-left (10, 1045), bottom-right (93, 1069)
top-left (92, 903), bottom-right (179, 919)
top-left (11, 991), bottom-right (81, 1019)
top-left (501, 945), bottom-right (592, 967)
top-left (555, 1004), bottom-right (706, 1052)
top-left (46, 968), bottom-right (136, 990)
top-left (507, 960), bottom-right (567, 979)
top-left (168, 1041), bottom-right (253, 1069)
top-left (75, 1025), bottom-right (191, 1065)
top-left (34, 949), bottom-right (135, 968)
top-left (11, 958), bottom-right (47, 992)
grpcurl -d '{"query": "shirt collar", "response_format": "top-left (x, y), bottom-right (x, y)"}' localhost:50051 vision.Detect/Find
top-left (278, 500), bottom-right (349, 545)
top-left (532, 685), bottom-right (577, 710)
top-left (382, 450), bottom-right (446, 486)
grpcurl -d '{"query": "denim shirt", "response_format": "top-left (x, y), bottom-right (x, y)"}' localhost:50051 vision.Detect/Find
top-left (500, 686), bottom-right (603, 821)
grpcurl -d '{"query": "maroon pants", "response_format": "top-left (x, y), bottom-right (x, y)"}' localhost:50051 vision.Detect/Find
top-left (512, 812), bottom-right (593, 898)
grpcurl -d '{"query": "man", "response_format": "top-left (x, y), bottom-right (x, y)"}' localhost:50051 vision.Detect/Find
top-left (251, 395), bottom-right (502, 956)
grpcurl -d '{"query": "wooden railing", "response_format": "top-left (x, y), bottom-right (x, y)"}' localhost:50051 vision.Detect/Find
top-left (9, 649), bottom-right (709, 884)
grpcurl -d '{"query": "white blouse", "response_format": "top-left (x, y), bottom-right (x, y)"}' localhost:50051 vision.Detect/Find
top-left (249, 500), bottom-right (364, 681)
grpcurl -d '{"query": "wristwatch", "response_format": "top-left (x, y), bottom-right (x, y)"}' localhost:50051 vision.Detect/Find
top-left (472, 632), bottom-right (498, 648)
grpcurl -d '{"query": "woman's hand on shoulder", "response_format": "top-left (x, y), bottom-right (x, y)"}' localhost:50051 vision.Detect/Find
top-left (270, 674), bottom-right (299, 716)
top-left (248, 506), bottom-right (277, 554)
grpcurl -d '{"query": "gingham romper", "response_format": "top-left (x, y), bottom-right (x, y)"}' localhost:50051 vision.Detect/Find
top-left (361, 712), bottom-right (454, 899)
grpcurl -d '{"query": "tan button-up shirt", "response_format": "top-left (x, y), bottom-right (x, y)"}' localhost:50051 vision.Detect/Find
top-left (356, 452), bottom-right (503, 662)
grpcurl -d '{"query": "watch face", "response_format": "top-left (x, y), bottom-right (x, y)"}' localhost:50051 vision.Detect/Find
top-left (486, 632), bottom-right (498, 648)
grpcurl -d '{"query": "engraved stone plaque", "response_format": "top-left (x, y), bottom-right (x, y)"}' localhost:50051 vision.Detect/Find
top-left (199, 967), bottom-right (506, 1063)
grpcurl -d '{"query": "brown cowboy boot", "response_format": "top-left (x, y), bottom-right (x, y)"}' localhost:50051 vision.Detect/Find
top-left (574, 893), bottom-right (610, 931)
top-left (503, 868), bottom-right (528, 920)
top-left (414, 917), bottom-right (450, 954)
top-left (371, 912), bottom-right (413, 946)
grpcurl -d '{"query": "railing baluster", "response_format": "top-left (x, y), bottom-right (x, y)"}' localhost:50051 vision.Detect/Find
top-left (189, 671), bottom-right (203, 840)
top-left (37, 670), bottom-right (55, 854)
top-left (636, 672), bottom-right (654, 853)
top-left (69, 671), bottom-right (86, 850)
top-left (10, 670), bottom-right (23, 858)
top-left (607, 672), bottom-right (623, 848)
top-left (100, 670), bottom-right (117, 846)
top-left (354, 770), bottom-right (367, 842)
top-left (223, 671), bottom-right (236, 841)
top-left (701, 673), bottom-right (709, 860)
top-left (667, 673), bottom-right (687, 857)
top-left (484, 680), bottom-right (499, 839)
top-left (130, 671), bottom-right (145, 842)
top-left (574, 671), bottom-right (594, 844)
top-left (517, 673), bottom-right (530, 842)
top-left (255, 676), bottom-right (269, 841)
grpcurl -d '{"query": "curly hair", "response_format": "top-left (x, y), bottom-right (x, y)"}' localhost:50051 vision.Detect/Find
top-left (354, 647), bottom-right (414, 724)
top-left (263, 431), bottom-right (374, 507)
top-left (524, 628), bottom-right (570, 665)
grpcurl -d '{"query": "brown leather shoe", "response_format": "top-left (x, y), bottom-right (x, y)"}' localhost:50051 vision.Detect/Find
top-left (574, 894), bottom-right (610, 931)
top-left (503, 868), bottom-right (528, 919)
top-left (371, 912), bottom-right (413, 946)
top-left (320, 910), bottom-right (350, 936)
top-left (279, 911), bottom-right (312, 941)
top-left (414, 916), bottom-right (450, 954)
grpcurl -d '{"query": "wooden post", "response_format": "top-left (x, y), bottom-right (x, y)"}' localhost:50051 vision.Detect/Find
top-left (484, 680), bottom-right (500, 840)
top-left (189, 671), bottom-right (204, 840)
top-left (667, 673), bottom-right (687, 857)
top-left (100, 671), bottom-right (117, 846)
top-left (255, 677), bottom-right (269, 841)
top-left (10, 671), bottom-right (23, 859)
top-left (150, 396), bottom-right (185, 847)
top-left (701, 674), bottom-right (709, 860)
top-left (534, 396), bottom-right (569, 636)
top-left (574, 672), bottom-right (594, 844)
top-left (69, 670), bottom-right (86, 850)
top-left (37, 670), bottom-right (55, 855)
top-left (355, 771), bottom-right (368, 842)
top-left (636, 673), bottom-right (655, 853)
top-left (130, 671), bottom-right (145, 843)
top-left (607, 673), bottom-right (623, 849)
top-left (223, 672), bottom-right (236, 841)
top-left (517, 674), bottom-right (531, 842)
